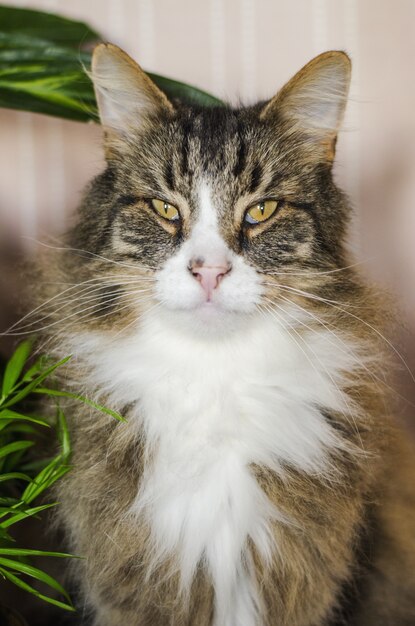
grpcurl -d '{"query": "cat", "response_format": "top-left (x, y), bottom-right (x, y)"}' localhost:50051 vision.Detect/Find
top-left (30, 44), bottom-right (415, 625)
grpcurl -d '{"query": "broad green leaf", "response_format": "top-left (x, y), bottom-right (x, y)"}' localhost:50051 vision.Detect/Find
top-left (0, 567), bottom-right (75, 611)
top-left (0, 9), bottom-right (223, 121)
top-left (0, 5), bottom-right (100, 47)
top-left (149, 72), bottom-right (223, 107)
top-left (1, 355), bottom-right (71, 409)
top-left (0, 33), bottom-right (97, 121)
top-left (1, 339), bottom-right (32, 400)
top-left (35, 387), bottom-right (125, 422)
top-left (0, 440), bottom-right (33, 460)
top-left (0, 556), bottom-right (71, 601)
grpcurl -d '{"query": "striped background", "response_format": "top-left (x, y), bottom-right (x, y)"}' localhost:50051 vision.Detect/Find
top-left (1, 0), bottom-right (415, 401)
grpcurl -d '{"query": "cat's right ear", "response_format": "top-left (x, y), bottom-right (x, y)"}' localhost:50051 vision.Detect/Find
top-left (91, 43), bottom-right (174, 153)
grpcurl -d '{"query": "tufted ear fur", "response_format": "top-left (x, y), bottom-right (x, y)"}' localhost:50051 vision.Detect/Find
top-left (91, 43), bottom-right (174, 151)
top-left (261, 51), bottom-right (351, 162)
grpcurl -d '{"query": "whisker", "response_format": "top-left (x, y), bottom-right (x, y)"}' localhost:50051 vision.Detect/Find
top-left (260, 257), bottom-right (377, 278)
top-left (266, 284), bottom-right (415, 384)
top-left (24, 238), bottom-right (151, 271)
top-left (262, 297), bottom-right (363, 446)
top-left (3, 276), bottom-right (156, 335)
top-left (275, 292), bottom-right (415, 409)
top-left (261, 282), bottom-right (357, 308)
top-left (16, 283), bottom-right (154, 330)
top-left (5, 291), bottom-right (155, 337)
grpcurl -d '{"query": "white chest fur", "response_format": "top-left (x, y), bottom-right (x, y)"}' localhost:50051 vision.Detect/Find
top-left (69, 310), bottom-right (355, 626)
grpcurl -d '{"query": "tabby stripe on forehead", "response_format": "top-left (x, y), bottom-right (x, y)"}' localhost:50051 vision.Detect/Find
top-left (233, 123), bottom-right (247, 176)
top-left (181, 116), bottom-right (194, 175)
top-left (248, 163), bottom-right (263, 194)
top-left (164, 162), bottom-right (175, 191)
top-left (117, 194), bottom-right (139, 207)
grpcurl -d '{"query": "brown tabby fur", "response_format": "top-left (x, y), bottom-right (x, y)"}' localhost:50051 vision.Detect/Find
top-left (23, 46), bottom-right (415, 625)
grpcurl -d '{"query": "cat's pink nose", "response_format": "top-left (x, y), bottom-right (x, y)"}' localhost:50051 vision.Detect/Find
top-left (189, 260), bottom-right (232, 301)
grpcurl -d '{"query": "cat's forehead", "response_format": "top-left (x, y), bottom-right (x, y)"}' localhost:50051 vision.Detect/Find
top-left (124, 105), bottom-right (284, 212)
top-left (169, 107), bottom-right (261, 180)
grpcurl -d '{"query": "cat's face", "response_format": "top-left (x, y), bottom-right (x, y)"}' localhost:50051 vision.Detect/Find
top-left (71, 46), bottom-right (352, 335)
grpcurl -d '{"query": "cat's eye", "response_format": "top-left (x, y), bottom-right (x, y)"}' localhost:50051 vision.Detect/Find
top-left (151, 199), bottom-right (180, 222)
top-left (244, 200), bottom-right (280, 225)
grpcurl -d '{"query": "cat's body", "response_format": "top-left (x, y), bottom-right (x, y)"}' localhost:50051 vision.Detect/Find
top-left (31, 46), bottom-right (415, 625)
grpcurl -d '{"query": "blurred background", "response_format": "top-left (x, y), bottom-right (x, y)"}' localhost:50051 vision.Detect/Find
top-left (1, 0), bottom-right (415, 409)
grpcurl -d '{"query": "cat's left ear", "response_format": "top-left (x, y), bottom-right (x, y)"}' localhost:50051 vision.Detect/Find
top-left (91, 43), bottom-right (174, 150)
top-left (261, 51), bottom-right (351, 163)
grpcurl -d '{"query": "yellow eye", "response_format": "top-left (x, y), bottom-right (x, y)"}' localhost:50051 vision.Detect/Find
top-left (245, 200), bottom-right (279, 225)
top-left (151, 199), bottom-right (180, 222)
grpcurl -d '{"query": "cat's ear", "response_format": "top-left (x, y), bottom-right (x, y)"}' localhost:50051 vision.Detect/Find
top-left (260, 51), bottom-right (351, 162)
top-left (91, 43), bottom-right (174, 149)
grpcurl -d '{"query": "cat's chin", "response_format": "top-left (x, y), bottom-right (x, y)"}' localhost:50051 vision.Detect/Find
top-left (153, 302), bottom-right (255, 338)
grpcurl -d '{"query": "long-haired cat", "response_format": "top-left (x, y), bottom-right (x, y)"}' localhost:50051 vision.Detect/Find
top-left (30, 45), bottom-right (415, 625)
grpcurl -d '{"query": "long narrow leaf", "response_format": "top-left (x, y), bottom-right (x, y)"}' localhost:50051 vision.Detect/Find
top-left (0, 502), bottom-right (57, 528)
top-left (0, 409), bottom-right (50, 427)
top-left (0, 472), bottom-right (31, 483)
top-left (34, 387), bottom-right (125, 422)
top-left (1, 355), bottom-right (71, 408)
top-left (0, 556), bottom-right (71, 601)
top-left (0, 567), bottom-right (75, 612)
top-left (22, 462), bottom-right (70, 505)
top-left (1, 339), bottom-right (32, 400)
top-left (0, 440), bottom-right (33, 460)
top-left (0, 497), bottom-right (19, 506)
top-left (57, 407), bottom-right (70, 459)
top-left (0, 548), bottom-right (76, 558)
top-left (21, 355), bottom-right (48, 382)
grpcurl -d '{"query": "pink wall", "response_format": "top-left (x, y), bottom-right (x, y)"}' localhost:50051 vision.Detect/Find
top-left (1, 0), bottom-right (415, 408)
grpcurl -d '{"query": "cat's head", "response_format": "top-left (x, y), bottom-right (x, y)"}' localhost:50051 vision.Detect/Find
top-left (68, 45), bottom-right (352, 336)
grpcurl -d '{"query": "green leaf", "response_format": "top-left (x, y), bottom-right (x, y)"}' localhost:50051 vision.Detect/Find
top-left (149, 72), bottom-right (223, 107)
top-left (0, 408), bottom-right (50, 427)
top-left (22, 355), bottom-right (48, 382)
top-left (21, 461), bottom-right (70, 505)
top-left (35, 387), bottom-right (125, 422)
top-left (0, 7), bottom-right (223, 121)
top-left (0, 548), bottom-right (77, 558)
top-left (0, 497), bottom-right (19, 506)
top-left (0, 556), bottom-right (71, 600)
top-left (0, 440), bottom-right (34, 460)
top-left (0, 528), bottom-right (13, 542)
top-left (0, 567), bottom-right (75, 611)
top-left (1, 339), bottom-right (32, 400)
top-left (0, 5), bottom-right (100, 47)
top-left (57, 407), bottom-right (71, 460)
top-left (0, 33), bottom-right (98, 121)
top-left (1, 355), bottom-right (71, 409)
top-left (0, 502), bottom-right (57, 528)
top-left (0, 472), bottom-right (31, 483)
